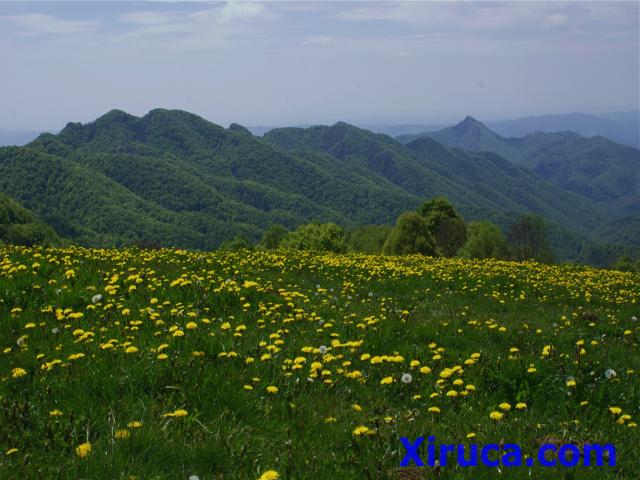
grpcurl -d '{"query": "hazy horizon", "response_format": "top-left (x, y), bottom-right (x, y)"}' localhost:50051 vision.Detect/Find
top-left (1, 1), bottom-right (638, 131)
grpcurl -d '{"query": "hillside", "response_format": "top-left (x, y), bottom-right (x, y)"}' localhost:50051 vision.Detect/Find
top-left (0, 192), bottom-right (59, 246)
top-left (398, 117), bottom-right (640, 211)
top-left (487, 111), bottom-right (640, 148)
top-left (0, 108), bottom-right (631, 259)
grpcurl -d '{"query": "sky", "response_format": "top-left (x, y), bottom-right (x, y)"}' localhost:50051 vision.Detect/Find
top-left (0, 1), bottom-right (638, 131)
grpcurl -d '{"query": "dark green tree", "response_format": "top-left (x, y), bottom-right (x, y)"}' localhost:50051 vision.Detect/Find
top-left (260, 224), bottom-right (288, 249)
top-left (383, 212), bottom-right (436, 256)
top-left (459, 221), bottom-right (508, 259)
top-left (219, 235), bottom-right (253, 251)
top-left (612, 254), bottom-right (638, 273)
top-left (347, 225), bottom-right (392, 253)
top-left (417, 196), bottom-right (467, 257)
top-left (280, 223), bottom-right (347, 252)
top-left (507, 214), bottom-right (553, 262)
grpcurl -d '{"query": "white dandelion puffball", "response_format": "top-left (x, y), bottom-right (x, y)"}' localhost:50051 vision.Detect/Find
top-left (92, 294), bottom-right (103, 304)
top-left (401, 373), bottom-right (413, 384)
top-left (51, 328), bottom-right (60, 335)
top-left (632, 316), bottom-right (638, 322)
top-left (189, 476), bottom-right (200, 480)
top-left (605, 368), bottom-right (617, 379)
top-left (319, 345), bottom-right (328, 355)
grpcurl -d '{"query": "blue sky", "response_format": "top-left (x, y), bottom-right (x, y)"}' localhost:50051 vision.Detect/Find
top-left (0, 1), bottom-right (638, 130)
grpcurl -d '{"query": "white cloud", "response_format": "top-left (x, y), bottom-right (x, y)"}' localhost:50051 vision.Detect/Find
top-left (337, 1), bottom-right (638, 31)
top-left (0, 13), bottom-right (99, 35)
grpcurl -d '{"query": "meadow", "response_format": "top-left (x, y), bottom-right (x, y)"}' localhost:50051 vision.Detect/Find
top-left (0, 246), bottom-right (638, 479)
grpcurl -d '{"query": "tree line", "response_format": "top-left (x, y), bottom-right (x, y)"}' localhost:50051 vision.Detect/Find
top-left (221, 196), bottom-right (560, 264)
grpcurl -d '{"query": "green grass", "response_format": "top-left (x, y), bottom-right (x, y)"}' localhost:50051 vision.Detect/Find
top-left (0, 246), bottom-right (638, 479)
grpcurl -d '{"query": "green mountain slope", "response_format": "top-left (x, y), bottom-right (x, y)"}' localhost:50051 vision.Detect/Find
top-left (0, 192), bottom-right (59, 246)
top-left (0, 108), bottom-right (633, 260)
top-left (398, 117), bottom-right (639, 211)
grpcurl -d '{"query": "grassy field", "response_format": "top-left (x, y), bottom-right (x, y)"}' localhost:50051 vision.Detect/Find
top-left (0, 246), bottom-right (638, 479)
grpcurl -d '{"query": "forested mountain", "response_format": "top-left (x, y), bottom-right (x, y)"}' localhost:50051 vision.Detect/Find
top-left (398, 116), bottom-right (640, 212)
top-left (0, 193), bottom-right (59, 246)
top-left (0, 109), bottom-right (634, 259)
top-left (487, 111), bottom-right (640, 148)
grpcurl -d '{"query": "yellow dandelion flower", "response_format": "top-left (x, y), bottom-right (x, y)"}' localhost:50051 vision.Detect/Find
top-left (11, 368), bottom-right (27, 378)
top-left (490, 411), bottom-right (504, 420)
top-left (258, 470), bottom-right (280, 480)
top-left (352, 425), bottom-right (373, 436)
top-left (75, 442), bottom-right (92, 458)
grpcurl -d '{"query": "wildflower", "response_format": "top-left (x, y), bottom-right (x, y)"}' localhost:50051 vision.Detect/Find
top-left (49, 409), bottom-right (63, 416)
top-left (127, 421), bottom-right (142, 428)
top-left (266, 386), bottom-right (279, 394)
top-left (490, 411), bottom-right (504, 420)
top-left (380, 376), bottom-right (393, 385)
top-left (125, 346), bottom-right (138, 354)
top-left (604, 368), bottom-right (617, 379)
top-left (401, 373), bottom-right (413, 384)
top-left (352, 425), bottom-right (373, 436)
top-left (11, 368), bottom-right (27, 378)
top-left (163, 409), bottom-right (188, 418)
top-left (186, 322), bottom-right (198, 330)
top-left (566, 377), bottom-right (576, 388)
top-left (114, 429), bottom-right (130, 439)
top-left (5, 448), bottom-right (18, 456)
top-left (609, 407), bottom-right (622, 415)
top-left (75, 442), bottom-right (92, 458)
top-left (499, 402), bottom-right (511, 411)
top-left (515, 402), bottom-right (527, 410)
top-left (428, 406), bottom-right (441, 414)
top-left (258, 471), bottom-right (280, 480)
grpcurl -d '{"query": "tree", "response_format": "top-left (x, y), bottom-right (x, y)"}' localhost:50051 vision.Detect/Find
top-left (459, 221), bottom-right (508, 259)
top-left (280, 223), bottom-right (347, 252)
top-left (260, 224), bottom-right (288, 249)
top-left (383, 212), bottom-right (436, 256)
top-left (612, 254), bottom-right (638, 273)
top-left (219, 235), bottom-right (253, 251)
top-left (418, 196), bottom-right (467, 257)
top-left (347, 225), bottom-right (392, 253)
top-left (507, 214), bottom-right (553, 262)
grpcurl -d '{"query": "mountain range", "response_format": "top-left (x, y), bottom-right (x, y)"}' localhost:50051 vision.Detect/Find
top-left (0, 108), bottom-right (637, 261)
top-left (398, 116), bottom-right (639, 213)
top-left (378, 110), bottom-right (639, 149)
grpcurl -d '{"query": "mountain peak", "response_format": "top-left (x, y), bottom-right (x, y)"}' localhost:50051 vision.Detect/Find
top-left (453, 115), bottom-right (488, 133)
